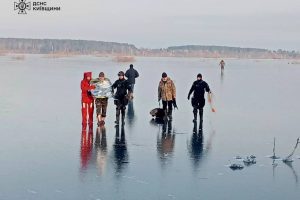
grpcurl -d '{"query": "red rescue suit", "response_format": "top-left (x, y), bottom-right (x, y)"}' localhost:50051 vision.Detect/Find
top-left (81, 72), bottom-right (95, 127)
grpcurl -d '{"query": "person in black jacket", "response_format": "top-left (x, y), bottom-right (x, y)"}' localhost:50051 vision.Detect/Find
top-left (125, 64), bottom-right (139, 93)
top-left (187, 73), bottom-right (211, 130)
top-left (112, 71), bottom-right (132, 125)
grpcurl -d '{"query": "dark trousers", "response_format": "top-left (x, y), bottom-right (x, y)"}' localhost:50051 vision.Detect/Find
top-left (114, 98), bottom-right (127, 120)
top-left (116, 105), bottom-right (126, 119)
top-left (162, 100), bottom-right (173, 112)
top-left (192, 98), bottom-right (205, 130)
top-left (193, 107), bottom-right (203, 120)
top-left (162, 100), bottom-right (173, 120)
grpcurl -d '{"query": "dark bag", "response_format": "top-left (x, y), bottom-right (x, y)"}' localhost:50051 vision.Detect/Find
top-left (150, 108), bottom-right (165, 119)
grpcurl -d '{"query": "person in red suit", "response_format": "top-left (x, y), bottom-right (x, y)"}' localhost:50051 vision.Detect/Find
top-left (81, 72), bottom-right (95, 129)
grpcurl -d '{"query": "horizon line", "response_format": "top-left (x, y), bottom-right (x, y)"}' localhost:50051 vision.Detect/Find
top-left (0, 37), bottom-right (298, 52)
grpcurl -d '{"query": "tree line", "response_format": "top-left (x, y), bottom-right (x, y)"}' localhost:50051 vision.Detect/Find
top-left (0, 38), bottom-right (299, 59)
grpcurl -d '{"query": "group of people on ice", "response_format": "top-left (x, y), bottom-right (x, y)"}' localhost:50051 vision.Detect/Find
top-left (81, 62), bottom-right (217, 132)
top-left (80, 64), bottom-right (139, 129)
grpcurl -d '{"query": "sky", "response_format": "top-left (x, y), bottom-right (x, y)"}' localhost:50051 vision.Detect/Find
top-left (1, 0), bottom-right (300, 51)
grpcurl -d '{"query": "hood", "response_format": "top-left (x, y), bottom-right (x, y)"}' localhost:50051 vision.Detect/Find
top-left (83, 72), bottom-right (92, 81)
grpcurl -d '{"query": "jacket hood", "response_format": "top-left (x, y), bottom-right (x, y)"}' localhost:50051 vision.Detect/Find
top-left (83, 72), bottom-right (92, 81)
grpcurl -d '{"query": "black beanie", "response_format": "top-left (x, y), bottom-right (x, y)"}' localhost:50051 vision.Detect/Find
top-left (197, 73), bottom-right (202, 78)
top-left (162, 72), bottom-right (167, 78)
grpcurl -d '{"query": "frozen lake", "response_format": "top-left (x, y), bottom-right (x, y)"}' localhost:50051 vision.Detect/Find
top-left (0, 55), bottom-right (300, 199)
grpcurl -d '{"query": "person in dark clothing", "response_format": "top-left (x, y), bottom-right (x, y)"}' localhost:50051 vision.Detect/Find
top-left (112, 71), bottom-right (133, 125)
top-left (187, 73), bottom-right (211, 131)
top-left (125, 64), bottom-right (139, 93)
top-left (219, 60), bottom-right (225, 71)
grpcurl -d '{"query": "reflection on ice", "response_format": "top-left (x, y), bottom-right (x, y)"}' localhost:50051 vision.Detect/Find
top-left (188, 126), bottom-right (204, 169)
top-left (95, 126), bottom-right (107, 176)
top-left (113, 125), bottom-right (129, 177)
top-left (157, 120), bottom-right (175, 168)
top-left (80, 129), bottom-right (93, 172)
top-left (284, 161), bottom-right (299, 184)
top-left (126, 100), bottom-right (136, 127)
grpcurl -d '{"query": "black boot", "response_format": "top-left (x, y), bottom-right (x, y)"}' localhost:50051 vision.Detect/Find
top-left (163, 109), bottom-right (168, 122)
top-left (121, 114), bottom-right (125, 125)
top-left (167, 109), bottom-right (173, 121)
top-left (162, 121), bottom-right (167, 133)
top-left (199, 108), bottom-right (203, 131)
top-left (193, 108), bottom-right (197, 123)
top-left (115, 116), bottom-right (120, 125)
top-left (115, 108), bottom-right (120, 125)
top-left (193, 121), bottom-right (197, 133)
top-left (167, 120), bottom-right (172, 133)
top-left (121, 107), bottom-right (125, 125)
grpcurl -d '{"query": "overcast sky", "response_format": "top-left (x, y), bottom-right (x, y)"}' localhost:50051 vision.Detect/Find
top-left (1, 0), bottom-right (300, 50)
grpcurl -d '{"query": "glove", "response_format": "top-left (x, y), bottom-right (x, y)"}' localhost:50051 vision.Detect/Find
top-left (172, 98), bottom-right (178, 109)
top-left (187, 95), bottom-right (190, 100)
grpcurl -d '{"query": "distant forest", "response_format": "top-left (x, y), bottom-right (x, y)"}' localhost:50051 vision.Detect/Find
top-left (0, 38), bottom-right (299, 59)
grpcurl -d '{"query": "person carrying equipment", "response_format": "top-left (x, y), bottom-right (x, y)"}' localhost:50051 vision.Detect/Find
top-left (90, 72), bottom-right (112, 126)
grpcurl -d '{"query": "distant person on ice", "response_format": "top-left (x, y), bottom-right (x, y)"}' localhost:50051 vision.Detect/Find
top-left (90, 72), bottom-right (112, 126)
top-left (112, 71), bottom-right (132, 125)
top-left (81, 72), bottom-right (95, 129)
top-left (125, 64), bottom-right (139, 94)
top-left (219, 60), bottom-right (225, 71)
top-left (187, 73), bottom-right (211, 131)
top-left (158, 72), bottom-right (176, 121)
